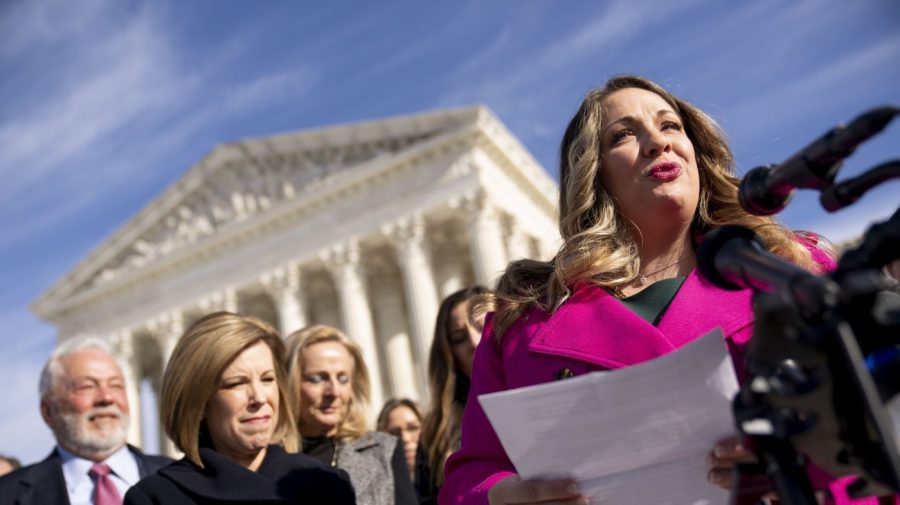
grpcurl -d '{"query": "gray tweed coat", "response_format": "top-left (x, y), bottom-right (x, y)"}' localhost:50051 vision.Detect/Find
top-left (336, 431), bottom-right (415, 505)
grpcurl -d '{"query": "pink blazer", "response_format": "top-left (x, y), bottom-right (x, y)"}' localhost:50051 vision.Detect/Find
top-left (439, 246), bottom-right (884, 505)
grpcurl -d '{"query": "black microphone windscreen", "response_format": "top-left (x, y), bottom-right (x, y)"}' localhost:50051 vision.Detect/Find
top-left (697, 225), bottom-right (762, 291)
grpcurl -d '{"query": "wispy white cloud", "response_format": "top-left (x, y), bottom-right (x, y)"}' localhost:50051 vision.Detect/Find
top-left (438, 0), bottom-right (702, 107)
top-left (803, 191), bottom-right (898, 244)
top-left (725, 31), bottom-right (900, 140)
top-left (0, 0), bottom-right (109, 61)
top-left (0, 356), bottom-right (55, 464)
top-left (0, 1), bottom-right (323, 253)
top-left (0, 309), bottom-right (56, 464)
top-left (452, 26), bottom-right (513, 78)
top-left (225, 70), bottom-right (320, 114)
top-left (0, 2), bottom-right (183, 202)
top-left (429, 0), bottom-right (710, 151)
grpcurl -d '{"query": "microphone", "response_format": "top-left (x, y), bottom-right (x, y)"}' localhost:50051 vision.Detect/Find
top-left (819, 160), bottom-right (900, 212)
top-left (697, 225), bottom-right (836, 314)
top-left (835, 207), bottom-right (900, 279)
top-left (739, 106), bottom-right (899, 215)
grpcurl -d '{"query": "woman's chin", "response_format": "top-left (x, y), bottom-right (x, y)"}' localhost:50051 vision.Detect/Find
top-left (302, 419), bottom-right (340, 437)
top-left (243, 433), bottom-right (273, 449)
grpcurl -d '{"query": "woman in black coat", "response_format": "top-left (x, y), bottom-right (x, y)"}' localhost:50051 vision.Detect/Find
top-left (125, 312), bottom-right (355, 505)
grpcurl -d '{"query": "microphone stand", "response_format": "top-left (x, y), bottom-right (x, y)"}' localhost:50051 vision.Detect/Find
top-left (726, 208), bottom-right (900, 505)
top-left (711, 104), bottom-right (900, 504)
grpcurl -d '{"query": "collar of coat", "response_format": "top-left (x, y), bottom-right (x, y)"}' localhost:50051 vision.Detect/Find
top-left (526, 268), bottom-right (752, 368)
top-left (158, 444), bottom-right (333, 502)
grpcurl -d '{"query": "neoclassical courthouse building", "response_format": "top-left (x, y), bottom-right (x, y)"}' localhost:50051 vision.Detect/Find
top-left (32, 106), bottom-right (559, 455)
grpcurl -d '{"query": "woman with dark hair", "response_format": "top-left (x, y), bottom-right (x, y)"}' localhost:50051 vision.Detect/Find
top-left (376, 398), bottom-right (423, 484)
top-left (419, 285), bottom-right (491, 502)
top-left (440, 76), bottom-right (842, 505)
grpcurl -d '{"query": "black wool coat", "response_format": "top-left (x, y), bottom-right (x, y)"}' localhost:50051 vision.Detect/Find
top-left (124, 445), bottom-right (356, 505)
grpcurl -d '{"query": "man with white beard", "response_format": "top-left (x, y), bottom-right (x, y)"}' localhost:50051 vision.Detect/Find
top-left (0, 337), bottom-right (171, 504)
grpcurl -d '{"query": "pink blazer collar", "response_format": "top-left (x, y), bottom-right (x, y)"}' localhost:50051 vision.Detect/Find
top-left (527, 269), bottom-right (752, 368)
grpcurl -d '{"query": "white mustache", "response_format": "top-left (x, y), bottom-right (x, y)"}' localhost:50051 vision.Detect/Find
top-left (86, 407), bottom-right (122, 421)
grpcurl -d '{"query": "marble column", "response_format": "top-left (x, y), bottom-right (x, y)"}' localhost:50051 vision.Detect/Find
top-left (439, 275), bottom-right (464, 298)
top-left (151, 311), bottom-right (185, 369)
top-left (505, 219), bottom-right (532, 262)
top-left (539, 237), bottom-right (559, 261)
top-left (321, 240), bottom-right (385, 417)
top-left (382, 214), bottom-right (438, 390)
top-left (368, 263), bottom-right (420, 401)
top-left (452, 190), bottom-right (508, 286)
top-left (110, 330), bottom-right (142, 448)
top-left (148, 311), bottom-right (184, 458)
top-left (261, 263), bottom-right (307, 336)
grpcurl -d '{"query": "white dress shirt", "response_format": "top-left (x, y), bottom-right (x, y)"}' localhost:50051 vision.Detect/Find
top-left (58, 445), bottom-right (140, 505)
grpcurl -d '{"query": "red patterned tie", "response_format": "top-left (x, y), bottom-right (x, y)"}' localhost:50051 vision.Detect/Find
top-left (88, 463), bottom-right (122, 505)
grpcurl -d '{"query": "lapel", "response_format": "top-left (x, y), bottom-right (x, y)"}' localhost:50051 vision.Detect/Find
top-left (338, 434), bottom-right (379, 496)
top-left (19, 450), bottom-right (71, 505)
top-left (657, 269), bottom-right (753, 345)
top-left (128, 444), bottom-right (156, 478)
top-left (527, 269), bottom-right (752, 368)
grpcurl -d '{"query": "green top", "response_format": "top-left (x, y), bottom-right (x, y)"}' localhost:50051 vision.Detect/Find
top-left (618, 276), bottom-right (686, 325)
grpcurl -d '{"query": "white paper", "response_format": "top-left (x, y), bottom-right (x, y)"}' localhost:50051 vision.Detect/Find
top-left (479, 328), bottom-right (738, 505)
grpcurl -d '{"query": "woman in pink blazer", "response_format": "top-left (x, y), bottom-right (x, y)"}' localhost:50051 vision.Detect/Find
top-left (440, 75), bottom-right (841, 505)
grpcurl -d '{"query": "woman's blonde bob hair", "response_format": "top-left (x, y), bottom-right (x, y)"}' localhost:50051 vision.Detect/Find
top-left (285, 325), bottom-right (371, 441)
top-left (489, 75), bottom-right (823, 338)
top-left (159, 312), bottom-right (298, 468)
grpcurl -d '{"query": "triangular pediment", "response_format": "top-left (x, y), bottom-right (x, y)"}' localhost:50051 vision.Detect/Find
top-left (33, 106), bottom-right (496, 316)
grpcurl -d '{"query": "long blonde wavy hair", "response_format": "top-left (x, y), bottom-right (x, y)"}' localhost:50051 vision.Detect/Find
top-left (489, 75), bottom-right (821, 338)
top-left (284, 325), bottom-right (371, 441)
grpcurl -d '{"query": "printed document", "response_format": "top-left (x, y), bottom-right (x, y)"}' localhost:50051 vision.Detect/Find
top-left (478, 328), bottom-right (738, 505)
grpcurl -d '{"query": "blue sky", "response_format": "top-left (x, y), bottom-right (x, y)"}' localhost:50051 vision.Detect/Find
top-left (1, 0), bottom-right (898, 464)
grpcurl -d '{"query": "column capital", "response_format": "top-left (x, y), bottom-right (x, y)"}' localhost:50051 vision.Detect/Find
top-left (449, 189), bottom-right (498, 224)
top-left (147, 310), bottom-right (183, 333)
top-left (108, 329), bottom-right (134, 358)
top-left (381, 213), bottom-right (426, 252)
top-left (260, 262), bottom-right (300, 295)
top-left (261, 262), bottom-right (307, 335)
top-left (147, 310), bottom-right (185, 348)
top-left (198, 287), bottom-right (237, 313)
top-left (319, 240), bottom-right (361, 274)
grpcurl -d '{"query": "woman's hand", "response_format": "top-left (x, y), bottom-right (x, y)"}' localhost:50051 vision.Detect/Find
top-left (707, 436), bottom-right (757, 490)
top-left (487, 475), bottom-right (587, 505)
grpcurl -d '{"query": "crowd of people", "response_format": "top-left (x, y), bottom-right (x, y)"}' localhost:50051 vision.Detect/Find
top-left (0, 74), bottom-right (894, 505)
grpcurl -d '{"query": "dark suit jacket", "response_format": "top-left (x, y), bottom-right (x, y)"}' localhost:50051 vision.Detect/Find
top-left (0, 444), bottom-right (172, 505)
top-left (123, 444), bottom-right (355, 505)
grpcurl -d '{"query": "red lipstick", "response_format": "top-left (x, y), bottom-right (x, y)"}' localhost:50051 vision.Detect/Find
top-left (648, 161), bottom-right (681, 181)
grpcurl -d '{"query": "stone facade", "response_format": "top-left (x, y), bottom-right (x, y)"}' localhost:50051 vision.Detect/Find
top-left (31, 106), bottom-right (560, 455)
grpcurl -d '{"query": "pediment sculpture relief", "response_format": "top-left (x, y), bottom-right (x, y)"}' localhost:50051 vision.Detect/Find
top-left (85, 133), bottom-right (438, 289)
